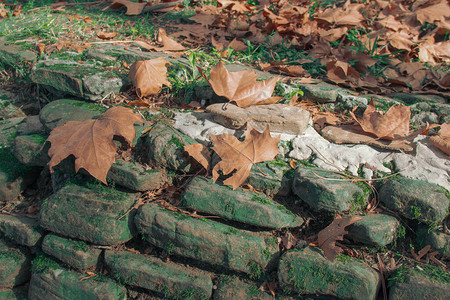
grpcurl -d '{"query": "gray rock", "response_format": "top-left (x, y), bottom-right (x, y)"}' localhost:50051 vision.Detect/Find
top-left (41, 234), bottom-right (101, 271)
top-left (336, 93), bottom-right (368, 111)
top-left (0, 214), bottom-right (43, 247)
top-left (0, 239), bottom-right (31, 288)
top-left (389, 93), bottom-right (447, 105)
top-left (416, 226), bottom-right (449, 259)
top-left (135, 203), bottom-right (279, 275)
top-left (17, 115), bottom-right (46, 135)
top-left (388, 268), bottom-right (450, 300)
top-left (213, 276), bottom-right (272, 300)
top-left (346, 214), bottom-right (400, 247)
top-left (39, 99), bottom-right (106, 132)
top-left (379, 177), bottom-right (449, 223)
top-left (297, 82), bottom-right (349, 103)
top-left (180, 177), bottom-right (303, 229)
top-left (29, 266), bottom-right (126, 300)
top-left (13, 134), bottom-right (50, 167)
top-left (206, 103), bottom-right (311, 135)
top-left (0, 117), bottom-right (25, 147)
top-left (39, 182), bottom-right (139, 245)
top-left (245, 161), bottom-right (293, 197)
top-left (104, 251), bottom-right (213, 298)
top-left (30, 60), bottom-right (128, 101)
top-left (0, 39), bottom-right (36, 68)
top-left (278, 248), bottom-right (380, 300)
top-left (292, 167), bottom-right (368, 214)
top-left (0, 284), bottom-right (28, 300)
top-left (0, 97), bottom-right (26, 120)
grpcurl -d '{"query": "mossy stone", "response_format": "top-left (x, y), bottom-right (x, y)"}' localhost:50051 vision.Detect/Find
top-left (0, 39), bottom-right (36, 68)
top-left (104, 251), bottom-right (213, 298)
top-left (346, 214), bottom-right (400, 247)
top-left (245, 162), bottom-right (293, 197)
top-left (0, 214), bottom-right (43, 247)
top-left (0, 117), bottom-right (24, 147)
top-left (297, 82), bottom-right (348, 103)
top-left (13, 134), bottom-right (50, 167)
top-left (213, 276), bottom-right (272, 300)
top-left (180, 177), bottom-right (303, 229)
top-left (416, 226), bottom-right (450, 259)
top-left (0, 284), bottom-right (28, 300)
top-left (0, 240), bottom-right (31, 288)
top-left (39, 182), bottom-right (139, 245)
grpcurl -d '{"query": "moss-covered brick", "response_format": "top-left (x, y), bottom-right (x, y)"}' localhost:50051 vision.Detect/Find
top-left (180, 177), bottom-right (303, 229)
top-left (135, 203), bottom-right (279, 275)
top-left (104, 251), bottom-right (213, 298)
top-left (39, 182), bottom-right (139, 245)
top-left (41, 234), bottom-right (101, 271)
top-left (0, 239), bottom-right (31, 288)
top-left (0, 214), bottom-right (43, 247)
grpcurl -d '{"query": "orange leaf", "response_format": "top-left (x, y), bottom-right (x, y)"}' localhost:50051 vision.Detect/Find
top-left (97, 31), bottom-right (117, 40)
top-left (128, 57), bottom-right (171, 98)
top-left (202, 61), bottom-right (279, 108)
top-left (317, 215), bottom-right (362, 261)
top-left (184, 143), bottom-right (211, 172)
top-left (210, 124), bottom-right (280, 190)
top-left (430, 123), bottom-right (450, 155)
top-left (46, 107), bottom-right (143, 184)
top-left (110, 0), bottom-right (147, 15)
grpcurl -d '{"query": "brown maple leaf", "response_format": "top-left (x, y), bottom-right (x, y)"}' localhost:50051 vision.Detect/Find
top-left (430, 123), bottom-right (450, 155)
top-left (128, 57), bottom-right (171, 98)
top-left (350, 99), bottom-right (411, 140)
top-left (184, 143), bottom-right (211, 172)
top-left (46, 106), bottom-right (143, 184)
top-left (202, 61), bottom-right (280, 108)
top-left (317, 215), bottom-right (362, 261)
top-left (110, 0), bottom-right (147, 15)
top-left (209, 124), bottom-right (280, 190)
top-left (157, 28), bottom-right (186, 51)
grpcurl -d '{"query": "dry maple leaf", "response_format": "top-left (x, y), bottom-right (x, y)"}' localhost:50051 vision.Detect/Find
top-left (110, 0), bottom-right (147, 15)
top-left (128, 57), bottom-right (171, 98)
top-left (317, 215), bottom-right (362, 261)
top-left (350, 99), bottom-right (411, 140)
top-left (430, 123), bottom-right (450, 155)
top-left (184, 143), bottom-right (211, 172)
top-left (209, 124), bottom-right (280, 190)
top-left (202, 61), bottom-right (280, 108)
top-left (157, 28), bottom-right (185, 51)
top-left (46, 106), bottom-right (143, 184)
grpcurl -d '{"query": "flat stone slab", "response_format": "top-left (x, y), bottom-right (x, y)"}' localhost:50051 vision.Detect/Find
top-left (388, 268), bottom-right (450, 300)
top-left (346, 214), bottom-right (400, 247)
top-left (0, 38), bottom-right (36, 67)
top-left (297, 82), bottom-right (349, 103)
top-left (292, 167), bottom-right (367, 214)
top-left (321, 125), bottom-right (414, 152)
top-left (104, 251), bottom-right (213, 298)
top-left (42, 234), bottom-right (101, 271)
top-left (278, 248), bottom-right (380, 300)
top-left (135, 203), bottom-right (279, 275)
top-left (29, 266), bottom-right (126, 300)
top-left (379, 177), bottom-right (449, 223)
top-left (180, 177), bottom-right (303, 229)
top-left (39, 182), bottom-right (139, 245)
top-left (30, 60), bottom-right (128, 101)
top-left (0, 214), bottom-right (43, 247)
top-left (0, 239), bottom-right (31, 288)
top-left (206, 103), bottom-right (311, 135)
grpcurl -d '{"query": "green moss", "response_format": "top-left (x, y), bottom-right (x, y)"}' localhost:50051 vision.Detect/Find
top-left (32, 254), bottom-right (60, 274)
top-left (250, 194), bottom-right (273, 205)
top-left (389, 265), bottom-right (450, 286)
top-left (0, 247), bottom-right (24, 263)
top-left (247, 261), bottom-right (262, 280)
top-left (277, 204), bottom-right (294, 216)
top-left (70, 101), bottom-right (107, 113)
top-left (168, 136), bottom-right (184, 150)
top-left (31, 134), bottom-right (47, 144)
top-left (73, 240), bottom-right (89, 252)
top-left (268, 159), bottom-right (289, 167)
top-left (350, 182), bottom-right (371, 215)
top-left (0, 147), bottom-right (33, 181)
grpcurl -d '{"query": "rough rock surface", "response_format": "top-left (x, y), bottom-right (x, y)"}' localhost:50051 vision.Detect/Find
top-left (0, 214), bottom-right (43, 247)
top-left (346, 214), bottom-right (400, 247)
top-left (0, 240), bottom-right (31, 288)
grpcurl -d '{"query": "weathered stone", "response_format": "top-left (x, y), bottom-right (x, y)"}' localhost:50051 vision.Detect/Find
top-left (336, 93), bottom-right (368, 111)
top-left (135, 203), bottom-right (279, 275)
top-left (292, 167), bottom-right (368, 214)
top-left (136, 123), bottom-right (195, 172)
top-left (0, 39), bottom-right (36, 67)
top-left (388, 268), bottom-right (450, 300)
top-left (17, 115), bottom-right (46, 135)
top-left (104, 251), bottom-right (213, 298)
top-left (410, 111), bottom-right (440, 128)
top-left (245, 161), bottom-right (293, 197)
top-left (0, 97), bottom-right (26, 120)
top-left (225, 64), bottom-right (274, 79)
top-left (0, 214), bottom-right (43, 247)
top-left (206, 103), bottom-right (311, 135)
top-left (39, 99), bottom-right (106, 132)
top-left (13, 134), bottom-right (50, 167)
top-left (416, 226), bottom-right (450, 259)
top-left (39, 182), bottom-right (139, 245)
top-left (213, 276), bottom-right (272, 300)
top-left (180, 177), bottom-right (303, 229)
top-left (278, 248), bottom-right (380, 300)
top-left (389, 93), bottom-right (447, 105)
top-left (379, 177), bottom-right (449, 223)
top-left (0, 117), bottom-right (24, 147)
top-left (42, 234), bottom-right (101, 271)
top-left (321, 125), bottom-right (414, 152)
top-left (0, 284), bottom-right (28, 300)
top-left (107, 159), bottom-right (165, 192)
top-left (29, 266), bottom-right (126, 300)
top-left (0, 240), bottom-right (31, 288)
top-left (30, 60), bottom-right (128, 101)
top-left (297, 82), bottom-right (348, 103)
top-left (346, 214), bottom-right (400, 247)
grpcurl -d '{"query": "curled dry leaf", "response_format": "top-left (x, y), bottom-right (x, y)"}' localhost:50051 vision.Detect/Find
top-left (202, 61), bottom-right (280, 108)
top-left (110, 0), bottom-right (147, 15)
top-left (184, 143), bottom-right (211, 172)
top-left (429, 123), bottom-right (450, 155)
top-left (210, 124), bottom-right (280, 190)
top-left (128, 57), bottom-right (171, 98)
top-left (318, 215), bottom-right (362, 261)
top-left (97, 31), bottom-right (117, 40)
top-left (46, 106), bottom-right (143, 184)
top-left (350, 99), bottom-right (411, 140)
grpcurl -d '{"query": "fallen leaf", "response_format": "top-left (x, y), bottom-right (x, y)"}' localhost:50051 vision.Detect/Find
top-left (0, 4), bottom-right (7, 19)
top-left (184, 143), bottom-right (211, 172)
top-left (429, 123), bottom-right (450, 155)
top-left (157, 28), bottom-right (185, 51)
top-left (202, 61), bottom-right (279, 108)
top-left (317, 215), bottom-right (362, 261)
top-left (128, 57), bottom-right (171, 98)
top-left (110, 0), bottom-right (147, 15)
top-left (350, 99), bottom-right (411, 140)
top-left (37, 43), bottom-right (45, 54)
top-left (209, 124), bottom-right (280, 190)
top-left (46, 107), bottom-right (143, 184)
top-left (411, 245), bottom-right (431, 261)
top-left (97, 31), bottom-right (117, 40)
